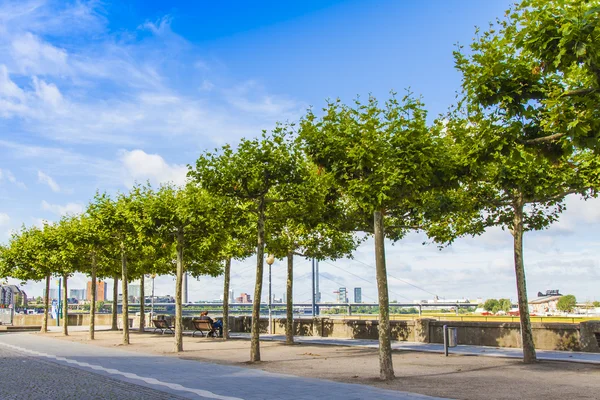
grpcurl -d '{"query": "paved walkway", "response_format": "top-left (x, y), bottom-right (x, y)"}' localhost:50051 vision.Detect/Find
top-left (232, 334), bottom-right (600, 365)
top-left (0, 333), bottom-right (447, 400)
top-left (47, 325), bottom-right (600, 364)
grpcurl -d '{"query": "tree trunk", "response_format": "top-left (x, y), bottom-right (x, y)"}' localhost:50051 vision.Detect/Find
top-left (111, 275), bottom-right (118, 331)
top-left (174, 231), bottom-right (184, 352)
top-left (41, 274), bottom-right (50, 333)
top-left (373, 210), bottom-right (394, 380)
top-left (250, 200), bottom-right (266, 362)
top-left (121, 245), bottom-right (130, 345)
top-left (222, 257), bottom-right (231, 340)
top-left (139, 274), bottom-right (145, 333)
top-left (512, 193), bottom-right (537, 363)
top-left (285, 251), bottom-right (294, 345)
top-left (62, 275), bottom-right (68, 336)
top-left (89, 255), bottom-right (97, 340)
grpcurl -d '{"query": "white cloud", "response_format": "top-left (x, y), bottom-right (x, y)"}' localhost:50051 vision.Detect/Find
top-left (0, 213), bottom-right (10, 226)
top-left (41, 200), bottom-right (83, 216)
top-left (32, 76), bottom-right (63, 108)
top-left (0, 64), bottom-right (24, 99)
top-left (11, 32), bottom-right (68, 75)
top-left (0, 168), bottom-right (25, 188)
top-left (224, 80), bottom-right (304, 117)
top-left (119, 149), bottom-right (188, 187)
top-left (0, 2), bottom-right (304, 146)
top-left (37, 170), bottom-right (60, 192)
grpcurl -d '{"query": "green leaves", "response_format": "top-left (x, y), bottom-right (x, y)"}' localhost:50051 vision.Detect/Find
top-left (143, 183), bottom-right (228, 278)
top-left (440, 0), bottom-right (600, 240)
top-left (299, 93), bottom-right (457, 241)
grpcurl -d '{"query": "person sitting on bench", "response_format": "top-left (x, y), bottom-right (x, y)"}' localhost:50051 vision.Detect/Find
top-left (199, 311), bottom-right (223, 337)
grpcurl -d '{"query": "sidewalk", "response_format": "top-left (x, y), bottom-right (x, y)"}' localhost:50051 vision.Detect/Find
top-left (43, 326), bottom-right (600, 365)
top-left (231, 333), bottom-right (600, 365)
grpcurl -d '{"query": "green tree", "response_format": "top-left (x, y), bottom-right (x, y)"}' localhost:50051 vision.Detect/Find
top-left (72, 207), bottom-right (116, 340)
top-left (483, 299), bottom-right (500, 312)
top-left (88, 192), bottom-right (142, 345)
top-left (218, 201), bottom-right (255, 341)
top-left (299, 94), bottom-right (454, 380)
top-left (0, 225), bottom-right (58, 333)
top-left (499, 298), bottom-right (512, 313)
top-left (557, 295), bottom-right (577, 313)
top-left (51, 216), bottom-right (84, 337)
top-left (267, 166), bottom-right (360, 345)
top-left (190, 125), bottom-right (311, 362)
top-left (593, 301), bottom-right (600, 308)
top-left (443, 0), bottom-right (600, 364)
top-left (143, 183), bottom-right (225, 352)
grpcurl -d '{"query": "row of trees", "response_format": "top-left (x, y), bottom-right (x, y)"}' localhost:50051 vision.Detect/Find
top-left (0, 0), bottom-right (598, 380)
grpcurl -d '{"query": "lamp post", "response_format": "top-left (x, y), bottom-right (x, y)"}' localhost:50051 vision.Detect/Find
top-left (150, 274), bottom-right (156, 322)
top-left (57, 278), bottom-right (62, 327)
top-left (266, 254), bottom-right (275, 334)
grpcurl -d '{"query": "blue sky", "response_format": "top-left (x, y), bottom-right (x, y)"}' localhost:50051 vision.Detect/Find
top-left (1, 0), bottom-right (598, 304)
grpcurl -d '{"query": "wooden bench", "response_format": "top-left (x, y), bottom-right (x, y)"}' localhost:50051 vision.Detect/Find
top-left (192, 319), bottom-right (216, 337)
top-left (152, 319), bottom-right (174, 335)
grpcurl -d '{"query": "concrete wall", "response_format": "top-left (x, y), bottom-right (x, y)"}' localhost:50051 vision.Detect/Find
top-left (12, 313), bottom-right (114, 326)
top-left (427, 320), bottom-right (583, 351)
top-left (228, 316), bottom-right (600, 353)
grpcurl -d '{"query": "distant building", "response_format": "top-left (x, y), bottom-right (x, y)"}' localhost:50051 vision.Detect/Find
top-left (70, 289), bottom-right (86, 301)
top-left (43, 288), bottom-right (59, 300)
top-left (235, 293), bottom-right (251, 303)
top-left (529, 290), bottom-right (563, 314)
top-left (336, 287), bottom-right (348, 303)
top-left (229, 290), bottom-right (234, 303)
top-left (154, 295), bottom-right (175, 303)
top-left (354, 288), bottom-right (362, 303)
top-left (128, 284), bottom-right (140, 297)
top-left (86, 281), bottom-right (107, 301)
top-left (0, 285), bottom-right (27, 307)
top-left (128, 284), bottom-right (141, 300)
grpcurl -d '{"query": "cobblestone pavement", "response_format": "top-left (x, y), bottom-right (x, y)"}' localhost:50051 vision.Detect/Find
top-left (0, 333), bottom-right (447, 400)
top-left (0, 345), bottom-right (190, 400)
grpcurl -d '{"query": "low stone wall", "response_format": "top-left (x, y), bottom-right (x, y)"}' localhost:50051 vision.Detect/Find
top-left (228, 316), bottom-right (600, 353)
top-left (229, 317), bottom-right (418, 341)
top-left (13, 313), bottom-right (114, 327)
top-left (427, 320), bottom-right (583, 350)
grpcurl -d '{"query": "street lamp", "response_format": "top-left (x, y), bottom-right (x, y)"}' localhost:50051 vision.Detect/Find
top-left (266, 254), bottom-right (275, 334)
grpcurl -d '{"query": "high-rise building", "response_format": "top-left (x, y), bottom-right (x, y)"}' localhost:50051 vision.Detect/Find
top-left (128, 284), bottom-right (141, 302)
top-left (337, 287), bottom-right (348, 303)
top-left (70, 289), bottom-right (87, 300)
top-left (354, 287), bottom-right (362, 303)
top-left (42, 288), bottom-right (59, 300)
top-left (86, 281), bottom-right (107, 301)
top-left (229, 290), bottom-right (234, 303)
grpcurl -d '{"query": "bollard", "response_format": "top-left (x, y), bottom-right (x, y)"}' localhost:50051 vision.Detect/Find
top-left (443, 324), bottom-right (449, 356)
